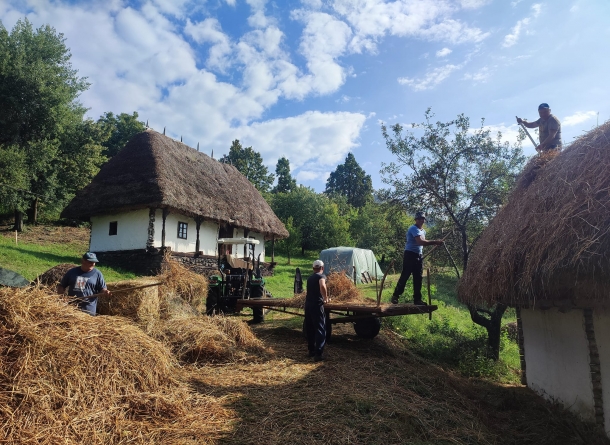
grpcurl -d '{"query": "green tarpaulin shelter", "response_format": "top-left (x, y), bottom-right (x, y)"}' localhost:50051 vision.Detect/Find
top-left (0, 267), bottom-right (30, 288)
top-left (319, 247), bottom-right (383, 284)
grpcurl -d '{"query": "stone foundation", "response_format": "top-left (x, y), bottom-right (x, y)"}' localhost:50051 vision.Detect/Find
top-left (95, 249), bottom-right (276, 277)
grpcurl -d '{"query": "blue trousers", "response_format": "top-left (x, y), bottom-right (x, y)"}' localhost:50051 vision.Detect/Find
top-left (305, 302), bottom-right (326, 356)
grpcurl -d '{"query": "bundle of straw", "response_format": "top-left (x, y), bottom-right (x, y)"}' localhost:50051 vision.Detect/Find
top-left (151, 316), bottom-right (265, 364)
top-left (101, 278), bottom-right (161, 328)
top-left (0, 286), bottom-right (229, 444)
top-left (159, 259), bottom-right (208, 316)
top-left (283, 272), bottom-right (372, 308)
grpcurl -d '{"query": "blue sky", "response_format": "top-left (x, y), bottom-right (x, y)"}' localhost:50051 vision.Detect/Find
top-left (1, 0), bottom-right (607, 192)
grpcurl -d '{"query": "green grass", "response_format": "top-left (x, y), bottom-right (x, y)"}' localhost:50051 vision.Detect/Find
top-left (266, 253), bottom-right (521, 383)
top-left (0, 234), bottom-right (137, 283)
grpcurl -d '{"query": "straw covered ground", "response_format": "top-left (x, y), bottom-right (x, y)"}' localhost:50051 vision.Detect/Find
top-left (459, 121), bottom-right (610, 306)
top-left (1, 284), bottom-right (608, 444)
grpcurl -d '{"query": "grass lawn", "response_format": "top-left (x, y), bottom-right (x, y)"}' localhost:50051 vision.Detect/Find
top-left (265, 251), bottom-right (521, 383)
top-left (0, 225), bottom-right (137, 283)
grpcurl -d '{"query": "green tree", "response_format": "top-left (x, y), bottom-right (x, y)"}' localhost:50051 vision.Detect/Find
top-left (97, 111), bottom-right (146, 158)
top-left (276, 216), bottom-right (301, 264)
top-left (381, 108), bottom-right (526, 360)
top-left (325, 153), bottom-right (373, 208)
top-left (221, 140), bottom-right (274, 193)
top-left (273, 157), bottom-right (297, 193)
top-left (270, 186), bottom-right (351, 255)
top-left (0, 19), bottom-right (91, 228)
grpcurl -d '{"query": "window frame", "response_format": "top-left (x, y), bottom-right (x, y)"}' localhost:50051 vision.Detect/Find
top-left (177, 221), bottom-right (188, 239)
top-left (109, 221), bottom-right (118, 236)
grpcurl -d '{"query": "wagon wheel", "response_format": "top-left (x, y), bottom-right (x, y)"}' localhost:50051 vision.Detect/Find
top-left (353, 317), bottom-right (381, 339)
top-left (250, 283), bottom-right (265, 324)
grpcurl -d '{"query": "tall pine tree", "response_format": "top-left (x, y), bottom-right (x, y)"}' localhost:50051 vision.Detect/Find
top-left (221, 140), bottom-right (274, 193)
top-left (273, 157), bottom-right (297, 193)
top-left (325, 153), bottom-right (373, 208)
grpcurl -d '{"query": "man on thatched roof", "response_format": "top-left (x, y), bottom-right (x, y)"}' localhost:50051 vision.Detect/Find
top-left (517, 103), bottom-right (562, 152)
top-left (57, 253), bottom-right (110, 315)
top-left (391, 212), bottom-right (444, 306)
top-left (305, 260), bottom-right (329, 362)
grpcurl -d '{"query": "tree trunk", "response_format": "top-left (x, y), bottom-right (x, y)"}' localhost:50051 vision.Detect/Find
top-left (468, 303), bottom-right (507, 360)
top-left (286, 245), bottom-right (291, 265)
top-left (26, 197), bottom-right (38, 224)
top-left (14, 209), bottom-right (24, 232)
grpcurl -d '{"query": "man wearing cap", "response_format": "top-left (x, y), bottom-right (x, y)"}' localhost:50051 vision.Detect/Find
top-left (517, 103), bottom-right (562, 152)
top-left (391, 212), bottom-right (444, 305)
top-left (305, 260), bottom-right (329, 362)
top-left (57, 253), bottom-right (110, 315)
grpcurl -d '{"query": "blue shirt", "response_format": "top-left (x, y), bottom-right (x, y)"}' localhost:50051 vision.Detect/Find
top-left (405, 225), bottom-right (425, 255)
top-left (60, 267), bottom-right (107, 315)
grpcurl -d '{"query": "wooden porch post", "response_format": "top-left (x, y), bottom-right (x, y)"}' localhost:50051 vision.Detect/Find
top-left (271, 236), bottom-right (275, 263)
top-left (147, 208), bottom-right (156, 250)
top-left (161, 208), bottom-right (169, 248)
top-left (195, 217), bottom-right (202, 255)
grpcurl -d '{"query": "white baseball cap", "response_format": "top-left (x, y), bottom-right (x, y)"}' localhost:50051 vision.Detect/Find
top-left (313, 260), bottom-right (324, 269)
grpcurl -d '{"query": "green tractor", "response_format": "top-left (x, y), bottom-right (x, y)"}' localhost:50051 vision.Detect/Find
top-left (206, 238), bottom-right (269, 323)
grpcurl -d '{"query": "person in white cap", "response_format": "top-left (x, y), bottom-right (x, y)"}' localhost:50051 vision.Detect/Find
top-left (305, 259), bottom-right (328, 361)
top-left (57, 252), bottom-right (111, 315)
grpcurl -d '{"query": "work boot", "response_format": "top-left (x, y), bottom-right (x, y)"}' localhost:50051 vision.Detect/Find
top-left (413, 299), bottom-right (427, 306)
top-left (314, 354), bottom-right (325, 362)
top-left (391, 295), bottom-right (399, 304)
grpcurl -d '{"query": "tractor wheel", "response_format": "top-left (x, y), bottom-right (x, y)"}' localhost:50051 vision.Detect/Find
top-left (353, 317), bottom-right (381, 339)
top-left (206, 293), bottom-right (218, 316)
top-left (250, 284), bottom-right (265, 323)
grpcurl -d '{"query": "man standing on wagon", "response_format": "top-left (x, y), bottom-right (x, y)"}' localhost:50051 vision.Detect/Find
top-left (391, 212), bottom-right (444, 306)
top-left (305, 260), bottom-right (329, 362)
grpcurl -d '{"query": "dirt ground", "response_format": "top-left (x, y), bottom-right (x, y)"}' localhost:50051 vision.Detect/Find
top-left (187, 317), bottom-right (609, 445)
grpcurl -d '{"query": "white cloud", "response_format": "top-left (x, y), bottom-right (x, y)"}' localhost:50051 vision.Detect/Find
top-left (297, 170), bottom-right (330, 182)
top-left (563, 111), bottom-right (597, 127)
top-left (463, 66), bottom-right (491, 83)
top-left (185, 18), bottom-right (234, 72)
top-left (436, 47), bottom-right (452, 57)
top-left (503, 3), bottom-right (541, 47)
top-left (460, 0), bottom-right (490, 8)
top-left (330, 0), bottom-right (489, 53)
top-left (480, 124), bottom-right (523, 146)
top-left (398, 64), bottom-right (461, 91)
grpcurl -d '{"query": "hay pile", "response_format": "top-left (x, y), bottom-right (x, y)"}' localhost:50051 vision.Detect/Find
top-left (101, 278), bottom-right (161, 328)
top-left (459, 121), bottom-right (610, 306)
top-left (151, 316), bottom-right (265, 364)
top-left (285, 272), bottom-right (372, 308)
top-left (35, 263), bottom-right (77, 287)
top-left (159, 259), bottom-right (208, 317)
top-left (0, 286), bottom-right (232, 444)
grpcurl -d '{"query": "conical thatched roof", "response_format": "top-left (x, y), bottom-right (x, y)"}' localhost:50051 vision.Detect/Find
top-left (61, 130), bottom-right (288, 239)
top-left (459, 121), bottom-right (610, 306)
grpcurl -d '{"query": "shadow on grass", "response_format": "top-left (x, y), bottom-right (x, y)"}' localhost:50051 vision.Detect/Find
top-left (186, 319), bottom-right (610, 445)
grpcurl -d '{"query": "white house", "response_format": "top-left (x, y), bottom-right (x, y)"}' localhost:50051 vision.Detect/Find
top-left (61, 130), bottom-right (287, 272)
top-left (458, 121), bottom-right (610, 435)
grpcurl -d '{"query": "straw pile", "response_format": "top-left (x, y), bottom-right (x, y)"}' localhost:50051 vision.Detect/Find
top-left (285, 272), bottom-right (372, 308)
top-left (159, 259), bottom-right (208, 317)
top-left (35, 263), bottom-right (77, 287)
top-left (0, 286), bottom-right (232, 444)
top-left (100, 278), bottom-right (161, 327)
top-left (151, 316), bottom-right (265, 364)
top-left (459, 121), bottom-right (610, 306)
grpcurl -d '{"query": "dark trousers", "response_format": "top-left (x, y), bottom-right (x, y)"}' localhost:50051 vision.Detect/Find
top-left (305, 302), bottom-right (326, 356)
top-left (393, 250), bottom-right (423, 302)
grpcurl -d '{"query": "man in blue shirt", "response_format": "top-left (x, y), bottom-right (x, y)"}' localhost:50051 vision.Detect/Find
top-left (391, 212), bottom-right (443, 305)
top-left (57, 252), bottom-right (110, 315)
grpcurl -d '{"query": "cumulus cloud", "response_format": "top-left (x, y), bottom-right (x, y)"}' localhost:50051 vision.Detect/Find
top-left (436, 47), bottom-right (452, 57)
top-left (463, 66), bottom-right (491, 83)
top-left (503, 3), bottom-right (541, 47)
top-left (563, 111), bottom-right (597, 127)
top-left (185, 18), bottom-right (233, 71)
top-left (398, 64), bottom-right (461, 91)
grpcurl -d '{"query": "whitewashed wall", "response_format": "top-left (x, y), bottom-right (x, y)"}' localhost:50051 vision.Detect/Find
top-left (199, 220), bottom-right (220, 256)
top-left (521, 308), bottom-right (594, 420)
top-left (230, 228), bottom-right (265, 260)
top-left (90, 209), bottom-right (149, 252)
top-left (592, 309), bottom-right (610, 437)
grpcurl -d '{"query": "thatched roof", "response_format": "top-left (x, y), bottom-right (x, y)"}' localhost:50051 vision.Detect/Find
top-left (61, 130), bottom-right (288, 239)
top-left (458, 121), bottom-right (610, 306)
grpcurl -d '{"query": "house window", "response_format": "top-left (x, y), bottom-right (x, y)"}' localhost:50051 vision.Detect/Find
top-left (177, 222), bottom-right (188, 239)
top-left (109, 221), bottom-right (118, 236)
